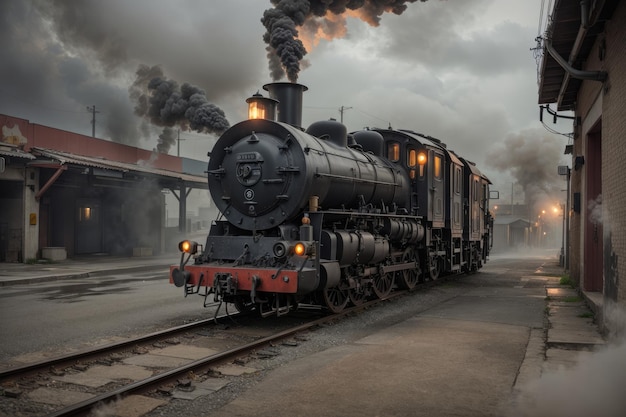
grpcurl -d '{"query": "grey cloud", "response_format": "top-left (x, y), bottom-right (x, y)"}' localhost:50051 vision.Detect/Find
top-left (379, 1), bottom-right (533, 75)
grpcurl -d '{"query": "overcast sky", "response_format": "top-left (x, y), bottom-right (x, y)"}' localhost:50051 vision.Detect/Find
top-left (0, 0), bottom-right (573, 213)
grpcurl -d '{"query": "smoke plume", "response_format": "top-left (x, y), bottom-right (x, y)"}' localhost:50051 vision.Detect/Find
top-left (486, 130), bottom-right (565, 214)
top-left (262, 0), bottom-right (427, 82)
top-left (130, 65), bottom-right (230, 154)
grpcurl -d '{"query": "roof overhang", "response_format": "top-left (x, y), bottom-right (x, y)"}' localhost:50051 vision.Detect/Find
top-left (29, 147), bottom-right (207, 190)
top-left (538, 0), bottom-right (619, 110)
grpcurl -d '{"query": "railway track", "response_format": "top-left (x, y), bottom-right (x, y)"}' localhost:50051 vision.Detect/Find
top-left (0, 293), bottom-right (405, 417)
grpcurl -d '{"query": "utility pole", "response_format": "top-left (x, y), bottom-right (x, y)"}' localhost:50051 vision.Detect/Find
top-left (339, 105), bottom-right (352, 123)
top-left (176, 130), bottom-right (186, 157)
top-left (86, 105), bottom-right (99, 137)
top-left (511, 183), bottom-right (514, 216)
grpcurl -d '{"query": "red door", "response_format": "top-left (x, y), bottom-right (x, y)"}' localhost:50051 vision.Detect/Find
top-left (584, 129), bottom-right (602, 292)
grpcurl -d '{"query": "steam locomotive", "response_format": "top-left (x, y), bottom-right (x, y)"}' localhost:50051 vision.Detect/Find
top-left (170, 82), bottom-right (492, 317)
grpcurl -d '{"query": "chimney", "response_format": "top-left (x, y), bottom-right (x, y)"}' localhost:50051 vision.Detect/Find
top-left (263, 82), bottom-right (308, 128)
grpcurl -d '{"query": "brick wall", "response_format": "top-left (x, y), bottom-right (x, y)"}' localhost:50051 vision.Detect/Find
top-left (574, 1), bottom-right (626, 306)
top-left (601, 1), bottom-right (626, 304)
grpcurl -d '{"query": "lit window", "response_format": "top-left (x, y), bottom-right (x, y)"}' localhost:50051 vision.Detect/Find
top-left (408, 149), bottom-right (417, 179)
top-left (434, 155), bottom-right (442, 180)
top-left (408, 149), bottom-right (417, 167)
top-left (79, 207), bottom-right (91, 221)
top-left (387, 142), bottom-right (400, 162)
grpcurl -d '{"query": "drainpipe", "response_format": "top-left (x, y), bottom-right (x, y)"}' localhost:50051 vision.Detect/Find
top-left (546, 0), bottom-right (608, 106)
top-left (545, 37), bottom-right (607, 82)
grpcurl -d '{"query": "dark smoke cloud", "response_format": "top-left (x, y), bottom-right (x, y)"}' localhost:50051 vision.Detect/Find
top-left (486, 130), bottom-right (564, 213)
top-left (130, 65), bottom-right (230, 154)
top-left (157, 127), bottom-right (177, 154)
top-left (1, 0), bottom-right (259, 153)
top-left (262, 0), bottom-right (427, 82)
top-left (0, 1), bottom-right (141, 144)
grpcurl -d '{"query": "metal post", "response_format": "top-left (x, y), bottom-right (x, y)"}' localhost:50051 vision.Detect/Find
top-left (565, 168), bottom-right (571, 270)
top-left (86, 105), bottom-right (99, 137)
top-left (179, 183), bottom-right (187, 233)
top-left (339, 106), bottom-right (352, 123)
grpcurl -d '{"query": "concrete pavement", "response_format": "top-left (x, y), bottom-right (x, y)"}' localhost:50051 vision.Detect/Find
top-left (0, 253), bottom-right (180, 286)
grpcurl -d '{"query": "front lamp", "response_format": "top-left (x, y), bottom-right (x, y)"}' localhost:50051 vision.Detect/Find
top-left (178, 240), bottom-right (199, 254)
top-left (294, 242), bottom-right (312, 257)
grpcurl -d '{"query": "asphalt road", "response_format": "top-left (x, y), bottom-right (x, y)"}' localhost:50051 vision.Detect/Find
top-left (0, 268), bottom-right (216, 365)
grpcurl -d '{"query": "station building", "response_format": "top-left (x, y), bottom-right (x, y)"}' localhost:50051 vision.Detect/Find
top-left (0, 114), bottom-right (208, 262)
top-left (538, 0), bottom-right (626, 329)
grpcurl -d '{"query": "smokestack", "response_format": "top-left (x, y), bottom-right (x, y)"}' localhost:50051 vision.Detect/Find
top-left (263, 82), bottom-right (308, 128)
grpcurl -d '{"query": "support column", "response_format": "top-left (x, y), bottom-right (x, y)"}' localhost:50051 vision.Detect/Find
top-left (179, 183), bottom-right (187, 233)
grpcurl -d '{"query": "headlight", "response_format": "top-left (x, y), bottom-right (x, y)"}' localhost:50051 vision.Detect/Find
top-left (178, 240), bottom-right (199, 254)
top-left (294, 242), bottom-right (310, 256)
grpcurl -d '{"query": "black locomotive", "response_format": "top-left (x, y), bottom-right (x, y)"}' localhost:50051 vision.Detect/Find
top-left (171, 82), bottom-right (492, 316)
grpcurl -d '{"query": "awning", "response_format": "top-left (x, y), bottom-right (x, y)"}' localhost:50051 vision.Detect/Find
top-left (29, 147), bottom-right (207, 188)
top-left (28, 147), bottom-right (208, 203)
top-left (0, 146), bottom-right (36, 160)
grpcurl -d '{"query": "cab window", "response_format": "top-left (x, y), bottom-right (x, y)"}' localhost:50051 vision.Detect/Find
top-left (387, 142), bottom-right (400, 162)
top-left (407, 149), bottom-right (417, 179)
top-left (434, 155), bottom-right (442, 180)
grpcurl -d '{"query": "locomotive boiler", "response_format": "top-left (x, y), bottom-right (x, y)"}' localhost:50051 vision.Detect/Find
top-left (170, 82), bottom-right (491, 316)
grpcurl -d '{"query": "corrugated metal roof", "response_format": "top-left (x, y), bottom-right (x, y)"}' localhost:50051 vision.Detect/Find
top-left (0, 146), bottom-right (36, 160)
top-left (30, 147), bottom-right (207, 185)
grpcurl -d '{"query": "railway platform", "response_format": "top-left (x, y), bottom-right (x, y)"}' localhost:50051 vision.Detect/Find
top-left (0, 252), bottom-right (618, 416)
top-left (0, 253), bottom-right (179, 287)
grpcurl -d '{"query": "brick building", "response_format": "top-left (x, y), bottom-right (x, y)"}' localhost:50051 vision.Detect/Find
top-left (538, 0), bottom-right (625, 331)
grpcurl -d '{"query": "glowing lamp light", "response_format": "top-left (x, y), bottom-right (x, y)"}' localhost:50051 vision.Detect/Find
top-left (417, 152), bottom-right (427, 165)
top-left (246, 92), bottom-right (278, 121)
top-left (294, 242), bottom-right (307, 256)
top-left (178, 240), bottom-right (198, 254)
top-left (248, 102), bottom-right (265, 120)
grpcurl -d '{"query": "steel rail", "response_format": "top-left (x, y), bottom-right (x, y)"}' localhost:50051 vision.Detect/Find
top-left (0, 313), bottom-right (239, 381)
top-left (45, 292), bottom-right (407, 417)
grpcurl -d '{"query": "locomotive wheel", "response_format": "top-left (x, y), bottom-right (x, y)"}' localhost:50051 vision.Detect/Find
top-left (348, 287), bottom-right (366, 306)
top-left (233, 296), bottom-right (255, 313)
top-left (427, 255), bottom-right (441, 281)
top-left (372, 272), bottom-right (394, 299)
top-left (322, 287), bottom-right (349, 313)
top-left (396, 248), bottom-right (421, 290)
